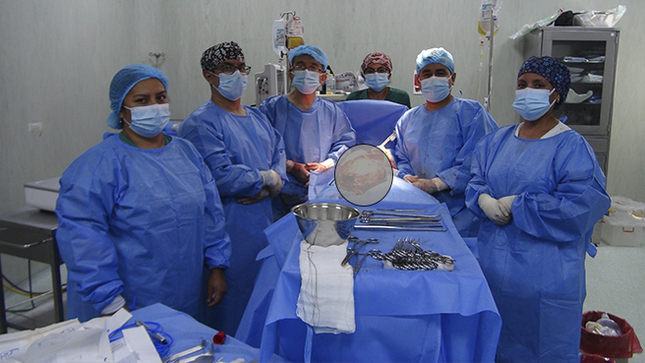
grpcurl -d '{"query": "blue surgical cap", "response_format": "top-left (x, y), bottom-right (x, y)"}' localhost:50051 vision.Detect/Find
top-left (288, 45), bottom-right (329, 71)
top-left (107, 64), bottom-right (169, 129)
top-left (416, 47), bottom-right (455, 74)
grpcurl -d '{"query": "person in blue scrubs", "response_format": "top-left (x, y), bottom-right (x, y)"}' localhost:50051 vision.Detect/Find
top-left (395, 47), bottom-right (498, 237)
top-left (259, 45), bottom-right (356, 217)
top-left (56, 64), bottom-right (231, 323)
top-left (178, 41), bottom-right (287, 336)
top-left (465, 56), bottom-right (611, 362)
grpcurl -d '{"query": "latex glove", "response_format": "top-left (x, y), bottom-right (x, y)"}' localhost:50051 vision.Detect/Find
top-left (414, 177), bottom-right (448, 194)
top-left (498, 195), bottom-right (517, 214)
top-left (206, 268), bottom-right (227, 307)
top-left (478, 193), bottom-right (511, 225)
top-left (286, 160), bottom-right (310, 185)
top-left (403, 174), bottom-right (419, 184)
top-left (305, 158), bottom-right (335, 173)
top-left (237, 187), bottom-right (270, 205)
top-left (260, 169), bottom-right (283, 197)
top-left (404, 175), bottom-right (448, 194)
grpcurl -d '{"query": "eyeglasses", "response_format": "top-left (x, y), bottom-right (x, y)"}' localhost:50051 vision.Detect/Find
top-left (363, 67), bottom-right (390, 75)
top-left (292, 64), bottom-right (324, 73)
top-left (214, 63), bottom-right (251, 75)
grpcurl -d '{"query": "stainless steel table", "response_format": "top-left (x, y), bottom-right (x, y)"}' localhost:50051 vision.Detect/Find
top-left (0, 207), bottom-right (62, 333)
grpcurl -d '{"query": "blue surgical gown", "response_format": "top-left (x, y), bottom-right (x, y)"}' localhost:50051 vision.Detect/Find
top-left (465, 125), bottom-right (611, 363)
top-left (395, 97), bottom-right (498, 237)
top-left (178, 101), bottom-right (287, 336)
top-left (55, 133), bottom-right (231, 322)
top-left (259, 95), bottom-right (356, 215)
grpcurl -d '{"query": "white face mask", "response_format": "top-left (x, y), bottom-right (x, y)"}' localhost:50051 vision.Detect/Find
top-left (512, 88), bottom-right (556, 121)
top-left (211, 70), bottom-right (248, 101)
top-left (123, 103), bottom-right (170, 138)
top-left (420, 76), bottom-right (451, 103)
top-left (292, 70), bottom-right (321, 94)
top-left (364, 73), bottom-right (390, 92)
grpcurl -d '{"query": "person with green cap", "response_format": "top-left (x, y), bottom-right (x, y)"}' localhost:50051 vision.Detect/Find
top-left (259, 44), bottom-right (356, 217)
top-left (56, 64), bottom-right (231, 322)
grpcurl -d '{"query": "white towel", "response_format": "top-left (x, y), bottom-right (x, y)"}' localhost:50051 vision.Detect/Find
top-left (296, 240), bottom-right (356, 334)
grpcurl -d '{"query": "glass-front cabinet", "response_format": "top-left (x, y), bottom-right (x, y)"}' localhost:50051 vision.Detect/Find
top-left (526, 27), bottom-right (619, 174)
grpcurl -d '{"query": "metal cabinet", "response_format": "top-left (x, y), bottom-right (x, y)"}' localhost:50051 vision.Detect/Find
top-left (525, 27), bottom-right (619, 174)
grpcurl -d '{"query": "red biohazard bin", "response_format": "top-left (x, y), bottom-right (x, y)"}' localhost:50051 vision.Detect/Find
top-left (581, 311), bottom-right (643, 359)
top-left (580, 353), bottom-right (616, 363)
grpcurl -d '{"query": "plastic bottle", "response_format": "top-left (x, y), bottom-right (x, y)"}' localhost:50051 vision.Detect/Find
top-left (271, 18), bottom-right (287, 56)
top-left (586, 313), bottom-right (622, 337)
top-left (326, 74), bottom-right (335, 94)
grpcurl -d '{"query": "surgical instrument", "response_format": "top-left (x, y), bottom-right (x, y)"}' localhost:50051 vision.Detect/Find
top-left (353, 225), bottom-right (446, 232)
top-left (164, 338), bottom-right (206, 363)
top-left (342, 236), bottom-right (378, 266)
top-left (361, 210), bottom-right (440, 219)
top-left (136, 320), bottom-right (168, 345)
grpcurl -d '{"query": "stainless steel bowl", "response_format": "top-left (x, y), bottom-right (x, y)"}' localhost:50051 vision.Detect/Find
top-left (292, 202), bottom-right (361, 247)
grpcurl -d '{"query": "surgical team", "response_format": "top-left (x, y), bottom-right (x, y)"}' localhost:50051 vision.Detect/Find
top-left (55, 40), bottom-right (609, 362)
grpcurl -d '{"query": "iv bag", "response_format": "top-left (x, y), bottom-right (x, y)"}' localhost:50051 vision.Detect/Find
top-left (478, 0), bottom-right (502, 35)
top-left (272, 18), bottom-right (287, 56)
top-left (286, 16), bottom-right (304, 50)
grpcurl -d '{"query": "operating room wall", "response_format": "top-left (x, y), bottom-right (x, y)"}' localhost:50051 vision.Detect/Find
top-left (1, 2), bottom-right (643, 215)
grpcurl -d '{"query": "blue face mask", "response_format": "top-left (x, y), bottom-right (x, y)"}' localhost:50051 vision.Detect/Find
top-left (512, 88), bottom-right (556, 121)
top-left (123, 103), bottom-right (170, 138)
top-left (212, 70), bottom-right (248, 101)
top-left (292, 70), bottom-right (321, 94)
top-left (421, 76), bottom-right (451, 103)
top-left (364, 73), bottom-right (390, 92)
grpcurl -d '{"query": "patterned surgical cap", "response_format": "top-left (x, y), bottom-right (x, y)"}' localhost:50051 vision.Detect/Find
top-left (361, 52), bottom-right (393, 73)
top-left (518, 56), bottom-right (571, 105)
top-left (201, 41), bottom-right (245, 71)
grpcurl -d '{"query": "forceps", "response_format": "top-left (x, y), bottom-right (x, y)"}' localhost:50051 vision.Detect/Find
top-left (342, 236), bottom-right (379, 266)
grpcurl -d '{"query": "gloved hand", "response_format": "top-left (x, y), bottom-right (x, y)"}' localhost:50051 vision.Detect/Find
top-left (478, 193), bottom-right (511, 225)
top-left (305, 158), bottom-right (334, 173)
top-left (403, 175), bottom-right (448, 194)
top-left (498, 195), bottom-right (517, 214)
top-left (286, 160), bottom-right (310, 185)
top-left (260, 169), bottom-right (283, 197)
top-left (403, 174), bottom-right (419, 184)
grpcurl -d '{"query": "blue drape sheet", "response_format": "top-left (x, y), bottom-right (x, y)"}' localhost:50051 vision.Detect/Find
top-left (127, 303), bottom-right (289, 362)
top-left (237, 198), bottom-right (501, 363)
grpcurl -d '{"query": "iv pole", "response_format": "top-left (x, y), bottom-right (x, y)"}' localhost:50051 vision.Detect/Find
top-left (486, 8), bottom-right (495, 112)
